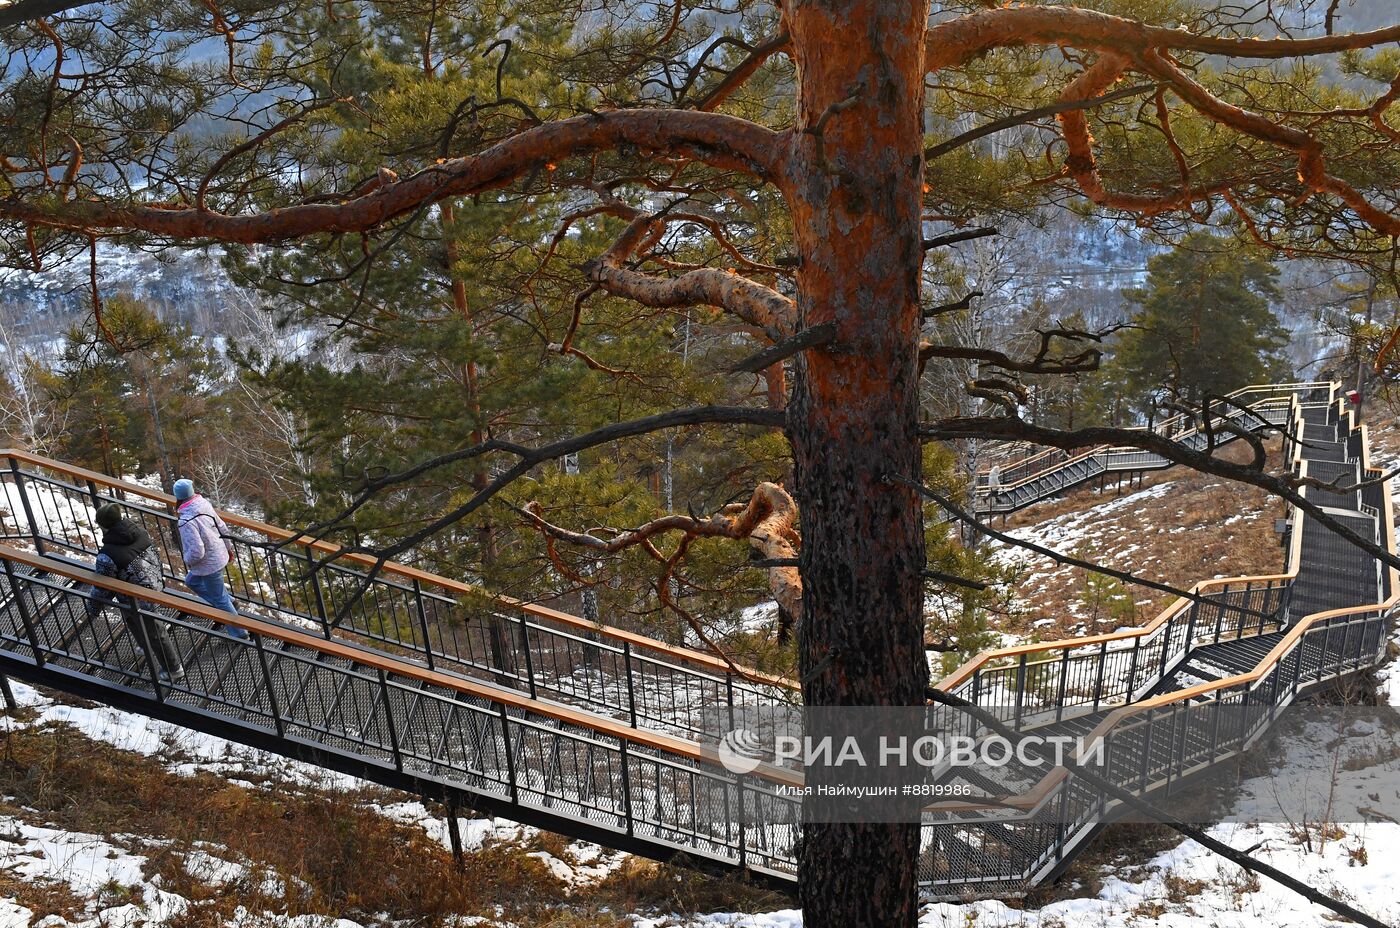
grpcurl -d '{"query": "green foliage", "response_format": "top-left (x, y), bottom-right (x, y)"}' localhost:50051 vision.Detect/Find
top-left (34, 297), bottom-right (226, 483)
top-left (1076, 549), bottom-right (1139, 627)
top-left (923, 443), bottom-right (1014, 671)
top-left (1112, 232), bottom-right (1291, 407)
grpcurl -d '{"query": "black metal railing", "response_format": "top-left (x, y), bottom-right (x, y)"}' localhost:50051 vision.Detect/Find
top-left (0, 553), bottom-right (803, 881)
top-left (974, 384), bottom-right (1329, 513)
top-left (944, 579), bottom-right (1292, 728)
top-left (0, 456), bottom-right (795, 743)
top-left (0, 378), bottom-right (1388, 896)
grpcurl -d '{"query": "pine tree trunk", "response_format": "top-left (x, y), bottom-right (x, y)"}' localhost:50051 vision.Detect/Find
top-left (783, 2), bottom-right (931, 924)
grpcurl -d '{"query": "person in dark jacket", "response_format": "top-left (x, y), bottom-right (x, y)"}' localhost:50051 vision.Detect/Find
top-left (87, 503), bottom-right (185, 682)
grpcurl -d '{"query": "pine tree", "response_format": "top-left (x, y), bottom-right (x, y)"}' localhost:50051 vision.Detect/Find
top-left (1114, 233), bottom-right (1291, 407)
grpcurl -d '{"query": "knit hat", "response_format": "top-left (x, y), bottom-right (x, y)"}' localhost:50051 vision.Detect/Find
top-left (173, 478), bottom-right (195, 501)
top-left (95, 503), bottom-right (122, 530)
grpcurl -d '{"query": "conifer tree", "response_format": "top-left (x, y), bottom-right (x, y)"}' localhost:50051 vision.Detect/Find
top-left (1115, 232), bottom-right (1291, 406)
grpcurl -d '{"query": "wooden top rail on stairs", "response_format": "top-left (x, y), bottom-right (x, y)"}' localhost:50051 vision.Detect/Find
top-left (938, 394), bottom-right (1312, 692)
top-left (977, 391), bottom-right (1307, 496)
top-left (0, 448), bottom-right (796, 691)
top-left (927, 590), bottom-right (1399, 817)
top-left (930, 404), bottom-right (1396, 817)
top-left (0, 542), bottom-right (807, 789)
top-left (0, 380), bottom-right (1347, 712)
top-left (974, 382), bottom-right (1333, 483)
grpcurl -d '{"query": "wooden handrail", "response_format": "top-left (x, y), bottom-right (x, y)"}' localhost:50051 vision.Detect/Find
top-left (974, 382), bottom-right (1329, 484)
top-left (0, 381), bottom-right (1349, 709)
top-left (0, 448), bottom-right (796, 690)
top-left (935, 570), bottom-right (1296, 691)
top-left (22, 527), bottom-right (1376, 819)
top-left (927, 592), bottom-right (1397, 817)
top-left (939, 396), bottom-right (1311, 691)
top-left (0, 542), bottom-right (805, 788)
top-left (932, 413), bottom-right (1390, 816)
top-left (982, 394), bottom-right (1297, 495)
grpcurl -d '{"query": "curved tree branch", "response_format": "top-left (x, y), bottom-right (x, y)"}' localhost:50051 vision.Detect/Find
top-left (925, 6), bottom-right (1400, 73)
top-left (1, 110), bottom-right (787, 242)
top-left (583, 212), bottom-right (796, 336)
top-left (520, 480), bottom-right (803, 620)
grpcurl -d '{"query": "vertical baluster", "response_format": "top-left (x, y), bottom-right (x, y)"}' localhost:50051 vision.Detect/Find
top-left (623, 641), bottom-right (638, 727)
top-left (10, 461), bottom-right (43, 554)
top-left (253, 632), bottom-right (286, 737)
top-left (411, 579), bottom-right (436, 671)
top-left (3, 558), bottom-right (44, 665)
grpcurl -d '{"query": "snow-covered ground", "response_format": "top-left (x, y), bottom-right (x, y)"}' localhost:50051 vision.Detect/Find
top-left (5, 656), bottom-right (1400, 928)
top-left (0, 679), bottom-right (628, 928)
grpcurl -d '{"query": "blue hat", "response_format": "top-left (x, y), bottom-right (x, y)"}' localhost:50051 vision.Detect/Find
top-left (173, 478), bottom-right (195, 501)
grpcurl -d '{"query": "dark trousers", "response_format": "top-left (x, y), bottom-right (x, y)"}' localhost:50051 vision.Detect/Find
top-left (115, 597), bottom-right (184, 674)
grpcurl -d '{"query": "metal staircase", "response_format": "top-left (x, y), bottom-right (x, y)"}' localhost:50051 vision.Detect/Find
top-left (974, 383), bottom-right (1324, 515)
top-left (0, 379), bottom-right (1390, 897)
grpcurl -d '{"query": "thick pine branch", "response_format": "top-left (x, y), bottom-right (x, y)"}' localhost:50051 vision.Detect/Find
top-left (1, 110), bottom-right (785, 242)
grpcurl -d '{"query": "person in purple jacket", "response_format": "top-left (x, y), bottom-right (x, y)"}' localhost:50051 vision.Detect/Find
top-left (173, 478), bottom-right (250, 641)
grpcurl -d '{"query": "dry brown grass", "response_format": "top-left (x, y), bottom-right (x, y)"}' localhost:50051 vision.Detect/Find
top-left (995, 439), bottom-right (1288, 641)
top-left (0, 713), bottom-right (770, 927)
top-left (581, 855), bottom-right (792, 915)
top-left (0, 869), bottom-right (88, 924)
top-left (1023, 822), bottom-right (1179, 906)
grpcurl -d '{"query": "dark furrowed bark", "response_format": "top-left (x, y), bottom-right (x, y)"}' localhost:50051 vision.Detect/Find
top-left (783, 1), bottom-right (932, 924)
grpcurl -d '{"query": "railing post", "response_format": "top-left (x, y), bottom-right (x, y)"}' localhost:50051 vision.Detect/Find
top-left (1013, 653), bottom-right (1027, 725)
top-left (725, 672), bottom-right (736, 731)
top-left (1159, 614), bottom-right (1174, 677)
top-left (9, 460), bottom-right (44, 555)
top-left (253, 632), bottom-right (286, 738)
top-left (1091, 642), bottom-right (1106, 711)
top-left (1138, 717), bottom-right (1154, 792)
top-left (517, 611), bottom-right (537, 700)
top-left (410, 579), bottom-right (436, 671)
top-left (304, 544), bottom-right (332, 639)
top-left (1126, 636), bottom-right (1141, 698)
top-left (1054, 651), bottom-right (1069, 722)
top-left (735, 779), bottom-right (747, 872)
top-left (623, 641), bottom-right (638, 727)
top-left (378, 667), bottom-right (403, 771)
top-left (4, 558), bottom-right (44, 666)
top-left (618, 738), bottom-right (635, 836)
top-left (131, 604), bottom-right (166, 702)
top-left (498, 703), bottom-right (519, 805)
